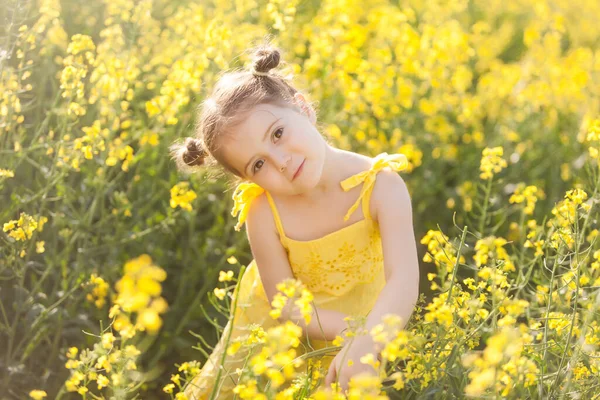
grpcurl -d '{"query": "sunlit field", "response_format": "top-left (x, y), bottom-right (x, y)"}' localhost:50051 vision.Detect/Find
top-left (2, 0), bottom-right (600, 398)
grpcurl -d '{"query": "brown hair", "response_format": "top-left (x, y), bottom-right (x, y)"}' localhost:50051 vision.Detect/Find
top-left (170, 38), bottom-right (318, 180)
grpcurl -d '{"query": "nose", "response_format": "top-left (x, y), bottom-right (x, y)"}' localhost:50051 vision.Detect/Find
top-left (273, 152), bottom-right (291, 173)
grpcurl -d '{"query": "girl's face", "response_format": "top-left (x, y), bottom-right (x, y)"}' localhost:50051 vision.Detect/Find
top-left (221, 97), bottom-right (326, 196)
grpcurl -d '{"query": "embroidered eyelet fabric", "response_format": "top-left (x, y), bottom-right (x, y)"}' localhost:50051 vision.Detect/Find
top-left (184, 153), bottom-right (408, 399)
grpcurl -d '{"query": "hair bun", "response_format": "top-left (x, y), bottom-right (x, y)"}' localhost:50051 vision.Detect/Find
top-left (251, 44), bottom-right (281, 74)
top-left (182, 137), bottom-right (206, 167)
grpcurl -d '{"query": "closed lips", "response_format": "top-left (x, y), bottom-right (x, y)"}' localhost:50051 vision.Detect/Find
top-left (293, 160), bottom-right (305, 179)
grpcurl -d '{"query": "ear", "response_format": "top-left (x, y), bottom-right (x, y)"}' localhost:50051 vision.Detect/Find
top-left (293, 92), bottom-right (316, 125)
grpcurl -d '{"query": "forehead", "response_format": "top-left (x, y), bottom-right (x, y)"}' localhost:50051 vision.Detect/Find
top-left (220, 103), bottom-right (290, 173)
top-left (231, 103), bottom-right (287, 133)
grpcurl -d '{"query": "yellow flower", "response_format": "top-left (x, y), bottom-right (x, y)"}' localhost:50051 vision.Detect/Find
top-left (332, 335), bottom-right (344, 346)
top-left (138, 308), bottom-right (162, 333)
top-left (163, 383), bottom-right (175, 393)
top-left (465, 368), bottom-right (495, 396)
top-left (65, 359), bottom-right (80, 369)
top-left (3, 212), bottom-right (38, 241)
top-left (66, 347), bottom-right (78, 359)
top-left (29, 390), bottom-right (47, 400)
top-left (479, 146), bottom-right (507, 180)
top-left (227, 256), bottom-right (238, 264)
top-left (214, 288), bottom-right (227, 300)
top-left (35, 241), bottom-right (45, 253)
top-left (219, 270), bottom-right (234, 282)
top-left (359, 353), bottom-right (380, 369)
top-left (101, 332), bottom-right (115, 349)
top-left (111, 373), bottom-right (122, 386)
top-left (0, 169), bottom-right (15, 178)
top-left (96, 374), bottom-right (109, 390)
top-left (227, 341), bottom-right (242, 356)
top-left (140, 131), bottom-right (159, 146)
top-left (170, 182), bottom-right (197, 211)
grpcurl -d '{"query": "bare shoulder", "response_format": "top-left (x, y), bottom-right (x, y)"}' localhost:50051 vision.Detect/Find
top-left (370, 168), bottom-right (412, 222)
top-left (245, 192), bottom-right (277, 238)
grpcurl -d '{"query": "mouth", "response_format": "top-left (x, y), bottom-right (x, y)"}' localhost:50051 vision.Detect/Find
top-left (293, 159), bottom-right (305, 181)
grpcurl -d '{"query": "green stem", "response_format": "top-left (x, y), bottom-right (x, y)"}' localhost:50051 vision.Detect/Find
top-left (209, 265), bottom-right (246, 400)
top-left (446, 226), bottom-right (468, 305)
top-left (541, 241), bottom-right (560, 397)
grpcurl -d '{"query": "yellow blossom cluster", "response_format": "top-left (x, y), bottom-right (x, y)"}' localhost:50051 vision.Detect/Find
top-left (235, 321), bottom-right (304, 393)
top-left (420, 229), bottom-right (466, 277)
top-left (473, 236), bottom-right (516, 272)
top-left (547, 188), bottom-right (590, 250)
top-left (476, 266), bottom-right (510, 301)
top-left (3, 213), bottom-right (42, 241)
top-left (0, 68), bottom-right (27, 135)
top-left (462, 326), bottom-right (538, 397)
top-left (63, 255), bottom-right (167, 395)
top-left (105, 138), bottom-right (134, 172)
top-left (523, 219), bottom-right (545, 257)
top-left (0, 4), bottom-right (64, 135)
top-left (85, 273), bottom-right (110, 308)
top-left (112, 254), bottom-right (169, 336)
top-left (424, 292), bottom-right (457, 329)
top-left (479, 146), bottom-right (507, 180)
top-left (509, 183), bottom-right (544, 215)
top-left (312, 373), bottom-right (388, 399)
top-left (64, 341), bottom-right (142, 394)
top-left (73, 120), bottom-right (108, 162)
top-left (585, 118), bottom-right (600, 161)
top-left (269, 279), bottom-right (315, 325)
top-left (60, 34), bottom-right (96, 117)
top-left (0, 169), bottom-right (15, 178)
top-left (454, 181), bottom-right (476, 212)
top-left (164, 361), bottom-right (202, 395)
top-left (170, 182), bottom-right (198, 212)
top-left (265, 0), bottom-right (300, 32)
top-left (227, 324), bottom-right (268, 357)
top-left (213, 268), bottom-right (236, 300)
top-left (28, 390), bottom-right (47, 400)
top-left (370, 314), bottom-right (413, 363)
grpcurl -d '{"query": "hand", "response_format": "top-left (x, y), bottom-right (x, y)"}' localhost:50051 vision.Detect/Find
top-left (324, 336), bottom-right (379, 393)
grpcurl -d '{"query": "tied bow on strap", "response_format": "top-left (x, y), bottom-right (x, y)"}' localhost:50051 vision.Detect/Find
top-left (339, 153), bottom-right (408, 221)
top-left (231, 182), bottom-right (265, 231)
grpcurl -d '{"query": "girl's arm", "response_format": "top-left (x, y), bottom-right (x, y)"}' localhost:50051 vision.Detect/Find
top-left (361, 171), bottom-right (421, 347)
top-left (326, 170), bottom-right (421, 390)
top-left (246, 193), bottom-right (347, 341)
top-left (324, 170), bottom-right (420, 390)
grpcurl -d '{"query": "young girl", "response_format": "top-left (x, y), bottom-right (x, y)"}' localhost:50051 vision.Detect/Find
top-left (171, 43), bottom-right (420, 399)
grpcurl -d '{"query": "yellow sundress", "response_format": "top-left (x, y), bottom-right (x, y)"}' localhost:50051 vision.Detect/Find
top-left (184, 152), bottom-right (408, 399)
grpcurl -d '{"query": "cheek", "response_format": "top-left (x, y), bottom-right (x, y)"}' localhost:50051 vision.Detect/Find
top-left (293, 127), bottom-right (318, 148)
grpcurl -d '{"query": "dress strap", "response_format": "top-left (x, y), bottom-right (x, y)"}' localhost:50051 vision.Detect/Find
top-left (231, 181), bottom-right (265, 231)
top-left (264, 191), bottom-right (288, 241)
top-left (339, 153), bottom-right (408, 222)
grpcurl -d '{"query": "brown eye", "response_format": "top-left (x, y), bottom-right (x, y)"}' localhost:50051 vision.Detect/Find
top-left (253, 159), bottom-right (264, 173)
top-left (273, 127), bottom-right (284, 139)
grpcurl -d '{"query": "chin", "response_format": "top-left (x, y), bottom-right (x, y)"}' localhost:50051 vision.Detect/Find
top-left (296, 160), bottom-right (321, 190)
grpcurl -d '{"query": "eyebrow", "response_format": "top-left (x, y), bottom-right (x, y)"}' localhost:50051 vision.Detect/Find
top-left (243, 117), bottom-right (282, 176)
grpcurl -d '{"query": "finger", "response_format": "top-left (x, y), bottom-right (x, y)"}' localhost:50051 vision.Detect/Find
top-left (324, 359), bottom-right (337, 387)
top-left (339, 372), bottom-right (350, 394)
